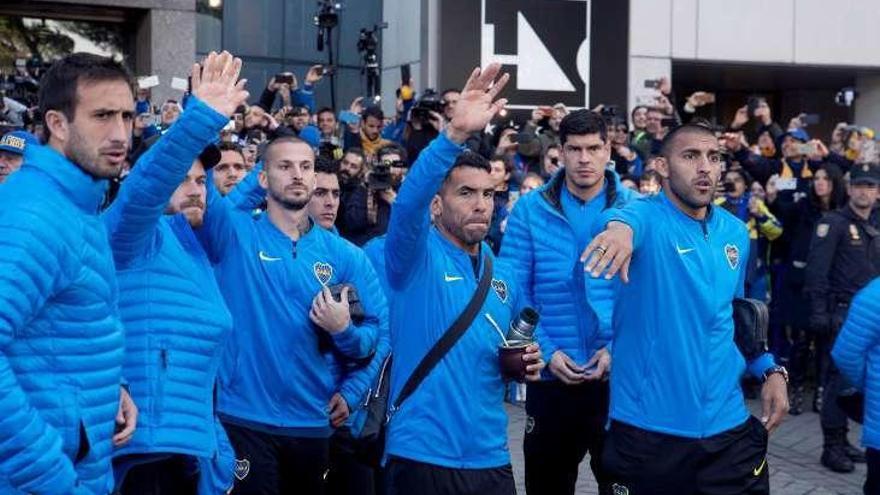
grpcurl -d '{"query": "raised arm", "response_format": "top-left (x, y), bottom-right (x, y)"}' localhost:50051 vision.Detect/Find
top-left (385, 63), bottom-right (510, 289)
top-left (105, 51), bottom-right (248, 268)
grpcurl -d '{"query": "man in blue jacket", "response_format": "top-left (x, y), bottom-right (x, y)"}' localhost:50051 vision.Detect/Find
top-left (501, 109), bottom-right (637, 494)
top-left (832, 277), bottom-right (880, 495)
top-left (103, 51), bottom-right (248, 494)
top-left (0, 53), bottom-right (136, 494)
top-left (582, 123), bottom-right (789, 494)
top-left (383, 63), bottom-right (544, 495)
top-left (196, 134), bottom-right (387, 494)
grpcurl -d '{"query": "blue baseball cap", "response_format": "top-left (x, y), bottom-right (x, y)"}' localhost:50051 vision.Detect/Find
top-left (0, 131), bottom-right (38, 155)
top-left (782, 128), bottom-right (810, 143)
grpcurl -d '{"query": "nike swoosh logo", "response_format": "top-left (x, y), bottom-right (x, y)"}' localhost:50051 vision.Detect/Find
top-left (753, 458), bottom-right (767, 476)
top-left (676, 245), bottom-right (695, 255)
top-left (444, 273), bottom-right (464, 282)
top-left (258, 251), bottom-right (281, 262)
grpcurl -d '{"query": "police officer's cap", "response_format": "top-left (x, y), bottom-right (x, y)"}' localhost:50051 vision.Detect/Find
top-left (850, 163), bottom-right (880, 186)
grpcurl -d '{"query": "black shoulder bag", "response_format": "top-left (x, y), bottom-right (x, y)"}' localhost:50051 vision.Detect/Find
top-left (353, 254), bottom-right (494, 466)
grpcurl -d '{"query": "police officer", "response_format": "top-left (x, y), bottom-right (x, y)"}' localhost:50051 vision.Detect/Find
top-left (805, 163), bottom-right (880, 473)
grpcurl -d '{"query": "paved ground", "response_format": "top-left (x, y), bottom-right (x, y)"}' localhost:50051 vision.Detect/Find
top-left (506, 399), bottom-right (867, 494)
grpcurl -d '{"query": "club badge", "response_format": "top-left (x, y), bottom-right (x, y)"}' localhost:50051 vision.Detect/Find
top-left (491, 279), bottom-right (508, 303)
top-left (612, 483), bottom-right (630, 495)
top-left (234, 458), bottom-right (250, 481)
top-left (724, 244), bottom-right (740, 270)
top-left (313, 262), bottom-right (333, 286)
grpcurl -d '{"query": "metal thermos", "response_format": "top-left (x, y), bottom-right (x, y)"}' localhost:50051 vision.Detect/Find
top-left (506, 307), bottom-right (539, 342)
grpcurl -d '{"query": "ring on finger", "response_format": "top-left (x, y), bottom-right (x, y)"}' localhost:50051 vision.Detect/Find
top-left (596, 246), bottom-right (607, 255)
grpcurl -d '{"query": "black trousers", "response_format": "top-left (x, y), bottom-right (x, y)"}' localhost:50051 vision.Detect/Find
top-left (326, 427), bottom-right (383, 495)
top-left (602, 417), bottom-right (770, 495)
top-left (385, 456), bottom-right (515, 495)
top-left (867, 448), bottom-right (880, 495)
top-left (223, 421), bottom-right (330, 495)
top-left (116, 455), bottom-right (198, 495)
top-left (523, 380), bottom-right (610, 495)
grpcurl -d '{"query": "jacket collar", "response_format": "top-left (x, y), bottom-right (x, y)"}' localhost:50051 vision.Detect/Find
top-left (540, 165), bottom-right (620, 214)
top-left (23, 144), bottom-right (108, 214)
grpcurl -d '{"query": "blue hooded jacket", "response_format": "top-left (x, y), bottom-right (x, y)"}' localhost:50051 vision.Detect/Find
top-left (196, 178), bottom-right (386, 436)
top-left (832, 278), bottom-right (880, 450)
top-left (0, 145), bottom-right (124, 494)
top-left (601, 192), bottom-right (775, 438)
top-left (501, 168), bottom-right (637, 368)
top-left (103, 98), bottom-right (234, 468)
top-left (384, 134), bottom-right (527, 469)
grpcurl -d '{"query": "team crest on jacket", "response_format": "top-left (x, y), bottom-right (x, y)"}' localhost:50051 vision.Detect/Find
top-left (724, 244), bottom-right (740, 270)
top-left (491, 279), bottom-right (508, 303)
top-left (234, 458), bottom-right (250, 480)
top-left (612, 484), bottom-right (630, 495)
top-left (313, 262), bottom-right (333, 286)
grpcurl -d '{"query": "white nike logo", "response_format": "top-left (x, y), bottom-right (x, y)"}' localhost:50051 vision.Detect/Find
top-left (258, 251), bottom-right (281, 262)
top-left (676, 245), bottom-right (695, 255)
top-left (444, 273), bottom-right (464, 282)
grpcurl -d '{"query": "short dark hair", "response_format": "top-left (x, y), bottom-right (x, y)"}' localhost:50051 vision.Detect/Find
top-left (315, 155), bottom-right (340, 175)
top-left (490, 154), bottom-right (514, 175)
top-left (38, 53), bottom-right (133, 139)
top-left (659, 123), bottom-right (716, 158)
top-left (377, 143), bottom-right (407, 163)
top-left (344, 147), bottom-right (366, 163)
top-left (640, 169), bottom-right (661, 183)
top-left (631, 105), bottom-right (648, 120)
top-left (263, 136), bottom-right (313, 166)
top-left (362, 106), bottom-right (384, 121)
top-left (443, 150), bottom-right (491, 185)
top-left (317, 107), bottom-right (335, 118)
top-left (441, 88), bottom-right (460, 99)
top-left (218, 141), bottom-right (246, 162)
top-left (558, 109), bottom-right (607, 146)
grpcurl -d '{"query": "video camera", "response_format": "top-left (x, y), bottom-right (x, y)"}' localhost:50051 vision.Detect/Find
top-left (411, 89), bottom-right (445, 121)
top-left (367, 160), bottom-right (392, 191)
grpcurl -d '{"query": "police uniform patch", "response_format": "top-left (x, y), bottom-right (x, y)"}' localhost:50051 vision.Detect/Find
top-left (234, 458), bottom-right (250, 480)
top-left (313, 262), bottom-right (333, 286)
top-left (850, 224), bottom-right (861, 241)
top-left (816, 223), bottom-right (830, 238)
top-left (525, 416), bottom-right (535, 434)
top-left (724, 244), bottom-right (740, 270)
top-left (491, 279), bottom-right (508, 303)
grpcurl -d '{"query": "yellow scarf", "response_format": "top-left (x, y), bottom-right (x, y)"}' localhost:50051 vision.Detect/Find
top-left (780, 159), bottom-right (813, 179)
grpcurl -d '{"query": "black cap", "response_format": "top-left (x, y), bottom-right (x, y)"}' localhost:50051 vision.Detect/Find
top-left (850, 163), bottom-right (880, 185)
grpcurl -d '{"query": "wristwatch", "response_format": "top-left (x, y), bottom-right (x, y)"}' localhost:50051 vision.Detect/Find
top-left (763, 365), bottom-right (789, 384)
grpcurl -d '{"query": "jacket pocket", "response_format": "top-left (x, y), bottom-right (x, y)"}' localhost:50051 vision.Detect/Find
top-left (150, 336), bottom-right (170, 424)
top-left (55, 386), bottom-right (81, 462)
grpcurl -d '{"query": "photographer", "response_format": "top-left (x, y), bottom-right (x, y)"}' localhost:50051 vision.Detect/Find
top-left (257, 65), bottom-right (324, 114)
top-left (337, 144), bottom-right (405, 246)
top-left (403, 90), bottom-right (444, 165)
top-left (607, 118), bottom-right (643, 177)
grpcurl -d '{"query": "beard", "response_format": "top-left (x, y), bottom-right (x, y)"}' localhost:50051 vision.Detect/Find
top-left (65, 125), bottom-right (127, 179)
top-left (269, 184), bottom-right (310, 210)
top-left (438, 211), bottom-right (490, 247)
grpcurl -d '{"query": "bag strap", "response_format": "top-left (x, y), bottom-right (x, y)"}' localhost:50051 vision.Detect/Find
top-left (392, 253), bottom-right (494, 410)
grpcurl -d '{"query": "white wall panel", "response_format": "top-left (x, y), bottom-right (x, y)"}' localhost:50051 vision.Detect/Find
top-left (696, 0), bottom-right (794, 63)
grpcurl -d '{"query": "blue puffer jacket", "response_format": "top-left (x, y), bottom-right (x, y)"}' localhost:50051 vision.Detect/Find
top-left (832, 277), bottom-right (880, 450)
top-left (0, 144), bottom-right (124, 494)
top-left (103, 98), bottom-right (233, 462)
top-left (500, 168), bottom-right (637, 367)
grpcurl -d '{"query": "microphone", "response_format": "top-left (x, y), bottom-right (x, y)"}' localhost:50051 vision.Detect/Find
top-left (317, 31), bottom-right (324, 52)
top-left (506, 307), bottom-right (539, 342)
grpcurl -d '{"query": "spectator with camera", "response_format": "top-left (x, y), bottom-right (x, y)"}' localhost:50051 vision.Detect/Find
top-left (257, 65), bottom-right (324, 114)
top-left (194, 132), bottom-right (386, 494)
top-left (540, 142), bottom-right (562, 181)
top-left (337, 144), bottom-right (405, 246)
top-left (383, 63), bottom-right (544, 495)
top-left (607, 118), bottom-right (643, 177)
top-left (501, 109), bottom-right (638, 495)
top-left (804, 163), bottom-right (880, 474)
top-left (403, 90), bottom-right (445, 165)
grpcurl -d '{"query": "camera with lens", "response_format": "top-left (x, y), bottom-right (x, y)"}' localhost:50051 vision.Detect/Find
top-left (410, 89), bottom-right (446, 121)
top-left (367, 161), bottom-right (392, 191)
